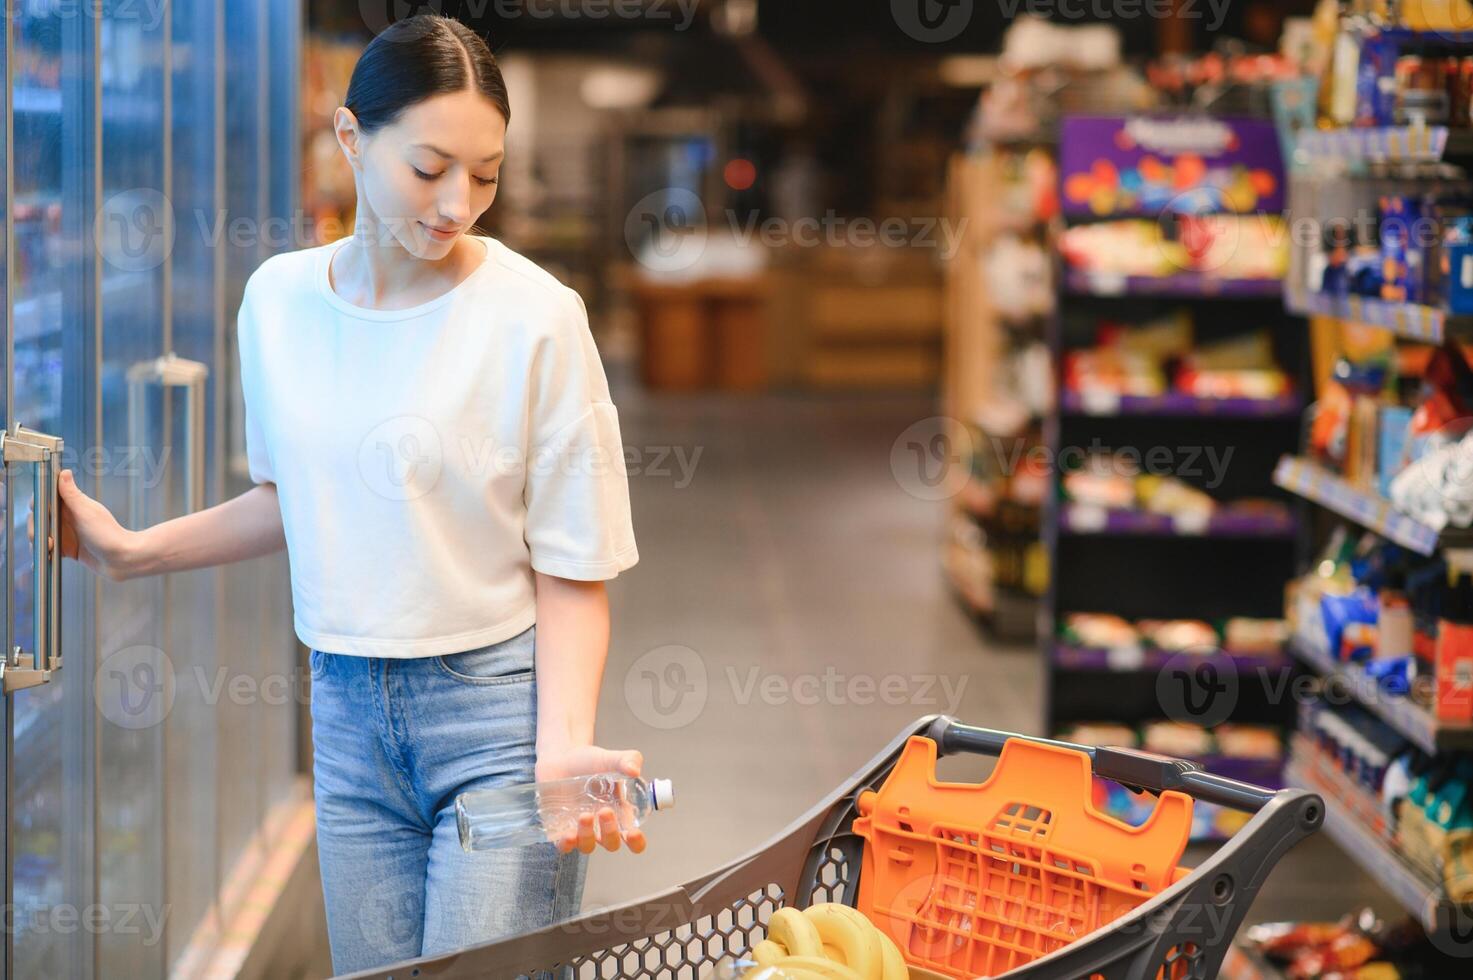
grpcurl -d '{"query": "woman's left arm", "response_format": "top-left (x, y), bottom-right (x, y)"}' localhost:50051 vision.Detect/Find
top-left (532, 570), bottom-right (648, 856)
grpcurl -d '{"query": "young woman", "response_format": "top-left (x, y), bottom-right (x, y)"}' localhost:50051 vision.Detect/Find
top-left (54, 13), bottom-right (642, 974)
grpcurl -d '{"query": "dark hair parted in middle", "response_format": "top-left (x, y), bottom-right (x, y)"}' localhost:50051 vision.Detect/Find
top-left (344, 14), bottom-right (510, 135)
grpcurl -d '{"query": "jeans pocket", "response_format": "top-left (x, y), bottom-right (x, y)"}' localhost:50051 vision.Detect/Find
top-left (309, 649), bottom-right (328, 681)
top-left (434, 626), bottom-right (536, 685)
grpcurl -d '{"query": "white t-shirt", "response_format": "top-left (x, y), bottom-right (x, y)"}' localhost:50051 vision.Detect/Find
top-left (236, 234), bottom-right (639, 658)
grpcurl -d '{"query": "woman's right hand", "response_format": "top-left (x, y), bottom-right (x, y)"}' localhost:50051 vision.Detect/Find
top-left (51, 469), bottom-right (140, 581)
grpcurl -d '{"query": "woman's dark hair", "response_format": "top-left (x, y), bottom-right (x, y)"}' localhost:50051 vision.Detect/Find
top-left (344, 14), bottom-right (510, 135)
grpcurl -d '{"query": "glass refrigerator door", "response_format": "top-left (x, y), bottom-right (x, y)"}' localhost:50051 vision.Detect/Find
top-left (8, 5), bottom-right (98, 979)
top-left (95, 4), bottom-right (171, 978)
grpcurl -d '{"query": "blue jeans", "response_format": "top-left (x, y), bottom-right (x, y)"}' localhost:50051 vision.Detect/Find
top-left (309, 624), bottom-right (587, 975)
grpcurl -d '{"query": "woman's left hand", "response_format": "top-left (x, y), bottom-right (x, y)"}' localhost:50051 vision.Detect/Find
top-left (535, 745), bottom-right (648, 856)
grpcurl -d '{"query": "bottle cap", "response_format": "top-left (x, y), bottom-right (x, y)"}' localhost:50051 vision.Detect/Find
top-left (652, 778), bottom-right (675, 810)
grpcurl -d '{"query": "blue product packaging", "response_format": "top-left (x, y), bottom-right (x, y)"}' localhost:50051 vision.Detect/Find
top-left (1359, 34), bottom-right (1401, 126)
top-left (1378, 405), bottom-right (1414, 498)
top-left (1445, 216), bottom-right (1473, 314)
top-left (1365, 655), bottom-right (1413, 696)
top-left (1380, 195), bottom-right (1413, 302)
top-left (1322, 588), bottom-right (1379, 660)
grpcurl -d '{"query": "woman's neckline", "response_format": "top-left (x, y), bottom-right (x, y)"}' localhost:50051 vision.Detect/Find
top-left (317, 234), bottom-right (493, 322)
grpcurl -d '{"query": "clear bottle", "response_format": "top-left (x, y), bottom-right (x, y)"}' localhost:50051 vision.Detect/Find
top-left (456, 772), bottom-right (674, 852)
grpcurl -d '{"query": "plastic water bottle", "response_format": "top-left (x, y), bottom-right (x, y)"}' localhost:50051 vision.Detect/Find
top-left (456, 772), bottom-right (674, 851)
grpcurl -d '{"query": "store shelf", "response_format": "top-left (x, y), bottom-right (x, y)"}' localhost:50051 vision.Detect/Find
top-left (1270, 455), bottom-right (1473, 556)
top-left (1062, 390), bottom-right (1300, 418)
top-left (1063, 268), bottom-right (1284, 300)
top-left (1379, 27), bottom-right (1473, 47)
top-left (1289, 631), bottom-right (1473, 754)
top-left (1053, 641), bottom-right (1290, 674)
top-left (1296, 125), bottom-right (1450, 164)
top-left (1302, 292), bottom-right (1447, 342)
top-left (1286, 749), bottom-right (1472, 937)
top-left (1059, 503), bottom-right (1296, 539)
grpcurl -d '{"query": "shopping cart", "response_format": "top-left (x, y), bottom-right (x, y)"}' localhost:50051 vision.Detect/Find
top-left (342, 714), bottom-right (1324, 980)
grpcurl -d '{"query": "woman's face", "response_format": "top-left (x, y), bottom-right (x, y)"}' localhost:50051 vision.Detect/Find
top-left (347, 87), bottom-right (507, 258)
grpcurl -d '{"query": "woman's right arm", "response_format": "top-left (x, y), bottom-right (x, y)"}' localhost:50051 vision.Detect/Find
top-left (55, 468), bottom-right (285, 581)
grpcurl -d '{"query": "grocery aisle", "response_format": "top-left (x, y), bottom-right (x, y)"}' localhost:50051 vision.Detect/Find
top-left (580, 388), bottom-right (1393, 931)
top-left (584, 388), bottom-right (1039, 909)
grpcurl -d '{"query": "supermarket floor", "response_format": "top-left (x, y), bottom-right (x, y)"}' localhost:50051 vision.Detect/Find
top-left (585, 386), bottom-right (1398, 934)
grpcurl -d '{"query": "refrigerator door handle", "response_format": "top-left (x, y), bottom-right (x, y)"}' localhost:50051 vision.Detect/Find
top-left (126, 352), bottom-right (210, 529)
top-left (0, 423), bottom-right (64, 695)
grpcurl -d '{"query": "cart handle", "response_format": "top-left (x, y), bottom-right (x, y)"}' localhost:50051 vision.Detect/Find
top-left (926, 715), bottom-right (1277, 813)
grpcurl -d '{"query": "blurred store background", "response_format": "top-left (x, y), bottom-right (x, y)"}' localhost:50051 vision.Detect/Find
top-left (8, 0), bottom-right (1473, 977)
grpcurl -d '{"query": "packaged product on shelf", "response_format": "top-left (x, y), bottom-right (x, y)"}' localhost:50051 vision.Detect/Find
top-left (1059, 612), bottom-right (1138, 650)
top-left (1435, 573), bottom-right (1473, 722)
top-left (1379, 195), bottom-right (1425, 304)
top-left (1061, 451), bottom-right (1138, 510)
top-left (1057, 721), bottom-right (1138, 748)
top-left (1396, 755), bottom-right (1473, 901)
top-left (1308, 704), bottom-right (1407, 796)
top-left (1135, 475), bottom-right (1216, 521)
top-left (1321, 588), bottom-right (1380, 660)
top-left (983, 235), bottom-right (1054, 322)
top-left (1377, 571), bottom-right (1415, 660)
top-left (1141, 720), bottom-right (1215, 758)
top-left (1058, 216), bottom-right (1289, 280)
top-left (1442, 215), bottom-right (1473, 314)
top-left (1224, 617), bottom-right (1291, 654)
top-left (1378, 405), bottom-right (1414, 498)
top-left (1214, 725), bottom-right (1284, 760)
top-left (1065, 346), bottom-right (1167, 398)
top-left (1136, 619), bottom-right (1218, 653)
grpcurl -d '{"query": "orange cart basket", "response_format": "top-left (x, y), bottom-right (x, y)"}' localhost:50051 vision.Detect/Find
top-left (342, 715), bottom-right (1324, 980)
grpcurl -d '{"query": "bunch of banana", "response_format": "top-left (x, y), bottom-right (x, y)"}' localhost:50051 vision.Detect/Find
top-left (739, 904), bottom-right (908, 980)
